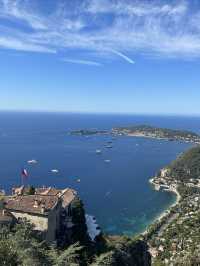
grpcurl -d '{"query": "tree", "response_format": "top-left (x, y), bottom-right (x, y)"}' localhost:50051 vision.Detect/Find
top-left (91, 251), bottom-right (117, 266)
top-left (54, 242), bottom-right (84, 266)
top-left (71, 198), bottom-right (88, 244)
top-left (0, 220), bottom-right (50, 266)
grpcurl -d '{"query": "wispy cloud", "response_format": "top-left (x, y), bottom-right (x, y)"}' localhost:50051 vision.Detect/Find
top-left (0, 0), bottom-right (200, 62)
top-left (0, 36), bottom-right (55, 53)
top-left (62, 58), bottom-right (102, 66)
top-left (111, 50), bottom-right (135, 64)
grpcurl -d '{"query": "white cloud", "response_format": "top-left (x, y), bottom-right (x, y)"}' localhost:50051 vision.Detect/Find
top-left (62, 58), bottom-right (102, 66)
top-left (87, 0), bottom-right (187, 17)
top-left (0, 0), bottom-right (200, 62)
top-left (0, 0), bottom-right (47, 30)
top-left (0, 36), bottom-right (55, 53)
top-left (111, 50), bottom-right (135, 64)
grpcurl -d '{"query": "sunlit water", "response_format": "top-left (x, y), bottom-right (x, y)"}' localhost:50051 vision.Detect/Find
top-left (0, 112), bottom-right (197, 235)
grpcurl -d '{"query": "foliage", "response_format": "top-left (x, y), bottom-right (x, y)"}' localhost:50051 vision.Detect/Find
top-left (97, 236), bottom-right (151, 266)
top-left (27, 185), bottom-right (36, 195)
top-left (54, 242), bottom-right (84, 266)
top-left (71, 198), bottom-right (89, 244)
top-left (169, 146), bottom-right (200, 180)
top-left (0, 218), bottom-right (151, 266)
top-left (0, 221), bottom-right (50, 266)
top-left (114, 125), bottom-right (199, 139)
top-left (91, 251), bottom-right (117, 266)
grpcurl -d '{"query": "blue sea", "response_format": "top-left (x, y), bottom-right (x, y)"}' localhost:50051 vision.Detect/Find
top-left (0, 112), bottom-right (198, 235)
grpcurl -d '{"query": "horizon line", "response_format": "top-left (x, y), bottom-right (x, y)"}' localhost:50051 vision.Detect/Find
top-left (0, 109), bottom-right (200, 118)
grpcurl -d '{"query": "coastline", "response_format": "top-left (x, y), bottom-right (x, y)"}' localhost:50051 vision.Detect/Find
top-left (154, 185), bottom-right (180, 222)
top-left (141, 179), bottom-right (181, 236)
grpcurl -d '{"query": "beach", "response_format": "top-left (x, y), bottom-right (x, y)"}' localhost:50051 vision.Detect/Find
top-left (141, 179), bottom-right (181, 236)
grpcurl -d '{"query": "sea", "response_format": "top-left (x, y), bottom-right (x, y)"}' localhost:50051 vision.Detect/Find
top-left (0, 111), bottom-right (199, 236)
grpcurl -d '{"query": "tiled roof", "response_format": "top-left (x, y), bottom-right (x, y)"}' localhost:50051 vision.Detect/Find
top-left (5, 195), bottom-right (58, 215)
top-left (35, 187), bottom-right (60, 196)
top-left (35, 187), bottom-right (77, 207)
top-left (61, 188), bottom-right (77, 207)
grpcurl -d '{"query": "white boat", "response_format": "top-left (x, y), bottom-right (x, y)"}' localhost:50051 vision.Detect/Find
top-left (51, 169), bottom-right (59, 173)
top-left (96, 149), bottom-right (102, 154)
top-left (27, 159), bottom-right (37, 164)
top-left (104, 159), bottom-right (111, 163)
top-left (105, 145), bottom-right (112, 148)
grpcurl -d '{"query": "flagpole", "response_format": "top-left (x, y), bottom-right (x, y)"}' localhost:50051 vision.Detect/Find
top-left (21, 168), bottom-right (28, 187)
top-left (21, 174), bottom-right (24, 186)
top-left (21, 168), bottom-right (23, 186)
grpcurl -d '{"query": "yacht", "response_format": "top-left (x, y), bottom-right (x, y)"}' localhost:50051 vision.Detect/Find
top-left (96, 149), bottom-right (102, 154)
top-left (51, 169), bottom-right (59, 173)
top-left (27, 159), bottom-right (37, 164)
top-left (105, 145), bottom-right (112, 148)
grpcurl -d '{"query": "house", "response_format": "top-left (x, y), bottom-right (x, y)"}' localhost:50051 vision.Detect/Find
top-left (4, 186), bottom-right (77, 244)
top-left (160, 168), bottom-right (170, 178)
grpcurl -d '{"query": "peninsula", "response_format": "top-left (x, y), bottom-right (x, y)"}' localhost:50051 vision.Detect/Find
top-left (70, 125), bottom-right (200, 144)
top-left (112, 125), bottom-right (200, 143)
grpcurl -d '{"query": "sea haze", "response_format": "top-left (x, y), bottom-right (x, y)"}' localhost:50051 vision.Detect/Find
top-left (0, 112), bottom-right (196, 235)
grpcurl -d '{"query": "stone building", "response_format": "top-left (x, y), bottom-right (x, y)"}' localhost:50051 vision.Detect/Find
top-left (4, 186), bottom-right (77, 244)
top-left (0, 209), bottom-right (16, 228)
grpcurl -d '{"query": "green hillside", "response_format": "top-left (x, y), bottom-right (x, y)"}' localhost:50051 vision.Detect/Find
top-left (113, 125), bottom-right (200, 139)
top-left (169, 146), bottom-right (200, 181)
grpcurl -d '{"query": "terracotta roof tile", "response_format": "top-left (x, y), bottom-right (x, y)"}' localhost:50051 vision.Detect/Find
top-left (61, 189), bottom-right (77, 207)
top-left (36, 187), bottom-right (77, 206)
top-left (5, 195), bottom-right (58, 215)
top-left (35, 187), bottom-right (60, 196)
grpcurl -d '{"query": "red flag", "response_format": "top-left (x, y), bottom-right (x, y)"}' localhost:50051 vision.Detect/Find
top-left (21, 168), bottom-right (28, 178)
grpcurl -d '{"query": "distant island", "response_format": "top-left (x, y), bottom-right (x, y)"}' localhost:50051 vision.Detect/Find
top-left (70, 129), bottom-right (109, 136)
top-left (70, 125), bottom-right (200, 144)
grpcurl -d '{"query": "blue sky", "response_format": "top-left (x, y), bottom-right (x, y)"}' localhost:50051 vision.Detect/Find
top-left (1, 0), bottom-right (200, 115)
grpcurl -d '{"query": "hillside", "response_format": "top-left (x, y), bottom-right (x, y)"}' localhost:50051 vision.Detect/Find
top-left (0, 218), bottom-right (151, 266)
top-left (148, 145), bottom-right (200, 265)
top-left (112, 125), bottom-right (200, 143)
top-left (168, 146), bottom-right (200, 181)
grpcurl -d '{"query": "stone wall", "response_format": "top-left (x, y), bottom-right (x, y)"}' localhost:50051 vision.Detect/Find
top-left (10, 211), bottom-right (48, 231)
top-left (46, 201), bottom-right (62, 243)
top-left (10, 200), bottom-right (70, 244)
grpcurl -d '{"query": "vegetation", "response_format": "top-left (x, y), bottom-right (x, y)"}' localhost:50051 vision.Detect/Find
top-left (148, 146), bottom-right (200, 265)
top-left (151, 185), bottom-right (200, 265)
top-left (0, 220), bottom-right (151, 266)
top-left (113, 125), bottom-right (200, 142)
top-left (168, 146), bottom-right (200, 181)
top-left (71, 198), bottom-right (89, 244)
top-left (26, 186), bottom-right (36, 195)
